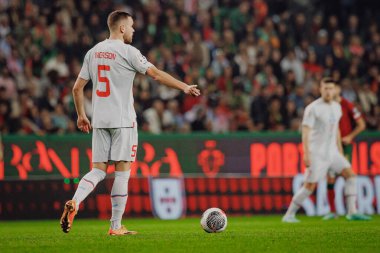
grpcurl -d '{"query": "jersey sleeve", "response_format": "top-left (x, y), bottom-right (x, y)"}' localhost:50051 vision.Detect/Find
top-left (349, 102), bottom-right (362, 120)
top-left (78, 51), bottom-right (91, 80)
top-left (302, 105), bottom-right (316, 128)
top-left (128, 46), bottom-right (153, 74)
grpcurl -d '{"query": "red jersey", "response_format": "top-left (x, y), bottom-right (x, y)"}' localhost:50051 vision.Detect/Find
top-left (339, 98), bottom-right (362, 138)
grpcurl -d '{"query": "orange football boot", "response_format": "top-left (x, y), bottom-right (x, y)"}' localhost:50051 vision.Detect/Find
top-left (60, 200), bottom-right (77, 233)
top-left (108, 225), bottom-right (137, 236)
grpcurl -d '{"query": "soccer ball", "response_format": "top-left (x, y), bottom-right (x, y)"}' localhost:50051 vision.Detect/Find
top-left (200, 207), bottom-right (227, 233)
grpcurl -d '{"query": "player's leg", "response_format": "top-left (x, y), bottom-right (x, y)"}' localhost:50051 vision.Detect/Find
top-left (71, 163), bottom-right (107, 209)
top-left (282, 181), bottom-right (316, 223)
top-left (60, 129), bottom-right (109, 233)
top-left (108, 127), bottom-right (138, 235)
top-left (324, 143), bottom-right (352, 219)
top-left (340, 169), bottom-right (370, 221)
top-left (283, 157), bottom-right (327, 222)
top-left (331, 153), bottom-right (371, 221)
top-left (322, 170), bottom-right (338, 220)
top-left (341, 168), bottom-right (357, 215)
top-left (72, 129), bottom-right (110, 209)
top-left (108, 161), bottom-right (137, 235)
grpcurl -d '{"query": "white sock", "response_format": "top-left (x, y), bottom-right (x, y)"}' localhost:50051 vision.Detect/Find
top-left (72, 168), bottom-right (106, 210)
top-left (344, 177), bottom-right (357, 215)
top-left (110, 170), bottom-right (130, 230)
top-left (284, 187), bottom-right (312, 217)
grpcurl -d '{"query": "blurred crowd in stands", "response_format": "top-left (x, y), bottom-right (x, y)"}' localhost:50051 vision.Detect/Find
top-left (0, 0), bottom-right (379, 135)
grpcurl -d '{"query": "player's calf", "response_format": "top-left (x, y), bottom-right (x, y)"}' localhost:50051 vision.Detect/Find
top-left (283, 183), bottom-right (315, 221)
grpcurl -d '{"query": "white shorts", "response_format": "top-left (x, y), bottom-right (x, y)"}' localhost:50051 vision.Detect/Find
top-left (304, 152), bottom-right (351, 183)
top-left (92, 127), bottom-right (138, 163)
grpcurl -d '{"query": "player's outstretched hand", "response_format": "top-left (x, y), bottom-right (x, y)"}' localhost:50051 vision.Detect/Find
top-left (77, 116), bottom-right (92, 133)
top-left (184, 85), bottom-right (201, 97)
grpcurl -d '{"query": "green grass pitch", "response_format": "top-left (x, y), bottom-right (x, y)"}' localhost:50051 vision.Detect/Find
top-left (1, 215), bottom-right (379, 253)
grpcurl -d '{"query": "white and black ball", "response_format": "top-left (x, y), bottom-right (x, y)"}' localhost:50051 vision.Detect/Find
top-left (200, 207), bottom-right (227, 233)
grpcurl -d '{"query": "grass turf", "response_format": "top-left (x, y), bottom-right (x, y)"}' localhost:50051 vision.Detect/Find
top-left (0, 215), bottom-right (379, 253)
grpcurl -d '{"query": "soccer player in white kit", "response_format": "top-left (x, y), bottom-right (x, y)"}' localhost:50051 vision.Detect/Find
top-left (60, 11), bottom-right (200, 235)
top-left (282, 78), bottom-right (371, 223)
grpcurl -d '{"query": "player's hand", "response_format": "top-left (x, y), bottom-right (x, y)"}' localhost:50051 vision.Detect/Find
top-left (342, 135), bottom-right (353, 145)
top-left (184, 85), bottom-right (201, 97)
top-left (303, 154), bottom-right (311, 167)
top-left (77, 116), bottom-right (92, 133)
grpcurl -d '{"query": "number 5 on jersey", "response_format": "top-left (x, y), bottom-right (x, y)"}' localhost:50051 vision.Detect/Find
top-left (97, 65), bottom-right (110, 97)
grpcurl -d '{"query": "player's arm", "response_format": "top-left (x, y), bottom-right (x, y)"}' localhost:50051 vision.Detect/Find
top-left (342, 117), bottom-right (366, 145)
top-left (72, 77), bottom-right (91, 133)
top-left (301, 105), bottom-right (315, 167)
top-left (146, 66), bottom-right (200, 96)
top-left (302, 125), bottom-right (311, 167)
top-left (130, 47), bottom-right (199, 96)
top-left (337, 129), bottom-right (344, 155)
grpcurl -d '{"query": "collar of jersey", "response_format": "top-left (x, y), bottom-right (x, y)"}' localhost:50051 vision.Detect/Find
top-left (106, 38), bottom-right (124, 44)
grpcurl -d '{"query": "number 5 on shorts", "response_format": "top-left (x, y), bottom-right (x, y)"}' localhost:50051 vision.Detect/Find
top-left (97, 65), bottom-right (110, 97)
top-left (131, 145), bottom-right (137, 158)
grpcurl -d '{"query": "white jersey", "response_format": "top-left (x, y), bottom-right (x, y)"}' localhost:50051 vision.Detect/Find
top-left (302, 98), bottom-right (342, 159)
top-left (78, 39), bottom-right (153, 128)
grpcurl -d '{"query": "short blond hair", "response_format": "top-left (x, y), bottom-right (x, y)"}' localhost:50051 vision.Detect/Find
top-left (107, 10), bottom-right (131, 31)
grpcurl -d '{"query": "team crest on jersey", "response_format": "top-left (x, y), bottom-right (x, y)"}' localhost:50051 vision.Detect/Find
top-left (149, 177), bottom-right (186, 220)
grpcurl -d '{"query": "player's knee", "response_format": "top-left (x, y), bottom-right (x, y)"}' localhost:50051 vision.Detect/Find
top-left (115, 161), bottom-right (132, 171)
top-left (341, 168), bottom-right (356, 179)
top-left (93, 162), bottom-right (108, 171)
top-left (304, 182), bottom-right (316, 192)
